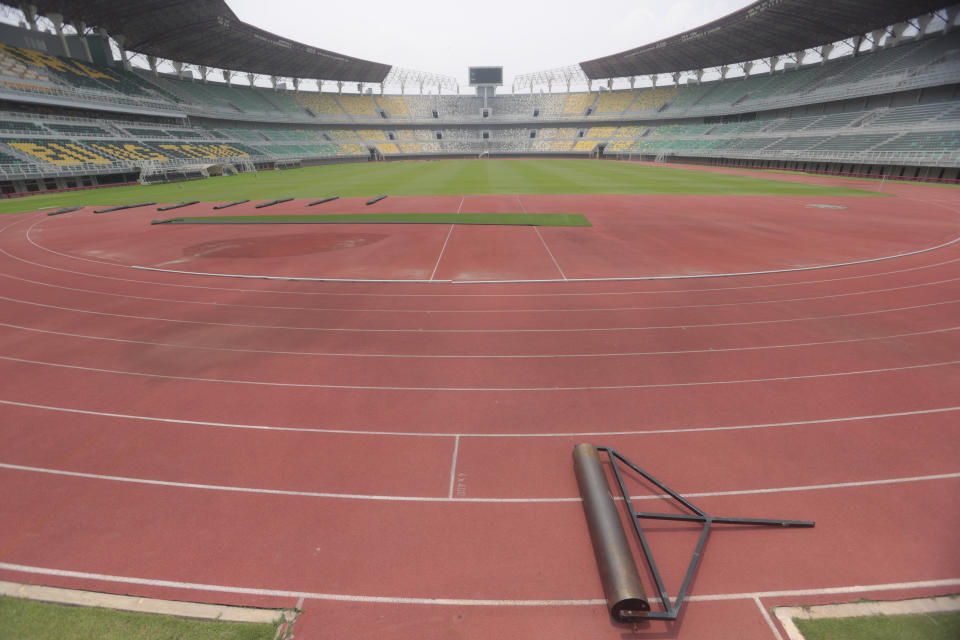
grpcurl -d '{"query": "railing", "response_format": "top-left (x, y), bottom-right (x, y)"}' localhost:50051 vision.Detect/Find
top-left (0, 83), bottom-right (185, 116)
top-left (652, 147), bottom-right (960, 168)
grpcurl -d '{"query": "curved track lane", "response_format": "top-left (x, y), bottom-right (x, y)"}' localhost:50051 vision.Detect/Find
top-left (1, 176), bottom-right (958, 639)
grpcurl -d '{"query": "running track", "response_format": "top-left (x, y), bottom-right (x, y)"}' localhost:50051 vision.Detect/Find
top-left (0, 169), bottom-right (958, 638)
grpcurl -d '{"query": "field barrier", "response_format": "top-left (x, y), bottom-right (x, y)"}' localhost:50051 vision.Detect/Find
top-left (1, 181), bottom-right (138, 200)
top-left (609, 155), bottom-right (960, 186)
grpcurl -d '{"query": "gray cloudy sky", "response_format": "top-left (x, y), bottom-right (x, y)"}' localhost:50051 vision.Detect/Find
top-left (227, 0), bottom-right (757, 85)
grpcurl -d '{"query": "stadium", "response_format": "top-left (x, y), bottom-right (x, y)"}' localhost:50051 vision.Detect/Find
top-left (0, 0), bottom-right (958, 638)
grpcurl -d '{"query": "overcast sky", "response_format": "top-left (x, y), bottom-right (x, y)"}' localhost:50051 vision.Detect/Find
top-left (227, 0), bottom-right (757, 86)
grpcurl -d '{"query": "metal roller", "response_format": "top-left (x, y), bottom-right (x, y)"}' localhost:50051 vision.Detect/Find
top-left (573, 443), bottom-right (649, 622)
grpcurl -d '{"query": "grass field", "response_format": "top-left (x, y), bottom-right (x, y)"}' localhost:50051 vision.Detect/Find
top-left (0, 159), bottom-right (886, 215)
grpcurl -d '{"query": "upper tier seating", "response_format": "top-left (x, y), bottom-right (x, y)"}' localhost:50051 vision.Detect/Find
top-left (594, 90), bottom-right (638, 113)
top-left (337, 94), bottom-right (378, 116)
top-left (377, 96), bottom-right (409, 118)
top-left (563, 92), bottom-right (596, 115)
top-left (627, 87), bottom-right (679, 112)
top-left (295, 92), bottom-right (346, 116)
top-left (809, 133), bottom-right (894, 151)
top-left (868, 102), bottom-right (957, 128)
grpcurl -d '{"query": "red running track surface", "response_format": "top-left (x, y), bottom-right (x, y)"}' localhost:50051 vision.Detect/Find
top-left (0, 169), bottom-right (958, 639)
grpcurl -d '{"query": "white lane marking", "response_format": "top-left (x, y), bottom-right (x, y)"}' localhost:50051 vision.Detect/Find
top-left (129, 233), bottom-right (960, 283)
top-left (5, 268), bottom-right (960, 314)
top-left (0, 462), bottom-right (956, 502)
top-left (3, 221), bottom-right (960, 299)
top-left (131, 269), bottom-right (446, 284)
top-left (0, 562), bottom-right (956, 607)
top-left (756, 596), bottom-right (785, 640)
top-left (1, 353), bottom-right (957, 392)
top-left (2, 321), bottom-right (957, 360)
top-left (533, 226), bottom-right (567, 280)
top-left (2, 399), bottom-right (957, 439)
top-left (457, 196), bottom-right (465, 214)
top-left (2, 293), bottom-right (958, 334)
top-left (429, 225), bottom-right (454, 281)
top-left (447, 435), bottom-right (460, 499)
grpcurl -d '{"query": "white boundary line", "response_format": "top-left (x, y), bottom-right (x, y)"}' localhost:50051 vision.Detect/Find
top-left (2, 293), bottom-right (958, 334)
top-left (447, 435), bottom-right (460, 499)
top-left (3, 214), bottom-right (959, 298)
top-left (533, 226), bottom-right (567, 280)
top-left (1, 321), bottom-right (957, 360)
top-left (2, 399), bottom-right (956, 438)
top-left (125, 234), bottom-right (960, 284)
top-left (0, 561), bottom-right (956, 608)
top-left (23, 209), bottom-right (954, 286)
top-left (1, 353), bottom-right (957, 392)
top-left (5, 267), bottom-right (960, 314)
top-left (0, 462), bottom-right (955, 503)
top-left (429, 225), bottom-right (454, 281)
top-left (756, 595), bottom-right (785, 640)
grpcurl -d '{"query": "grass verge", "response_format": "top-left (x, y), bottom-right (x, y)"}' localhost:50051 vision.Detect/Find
top-left (794, 611), bottom-right (960, 640)
top-left (0, 595), bottom-right (285, 640)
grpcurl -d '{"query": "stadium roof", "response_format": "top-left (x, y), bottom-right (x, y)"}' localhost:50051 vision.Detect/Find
top-left (27, 0), bottom-right (392, 83)
top-left (580, 0), bottom-right (953, 79)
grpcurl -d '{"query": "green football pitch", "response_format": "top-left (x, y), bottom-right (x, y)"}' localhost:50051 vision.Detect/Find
top-left (0, 158), bottom-right (884, 215)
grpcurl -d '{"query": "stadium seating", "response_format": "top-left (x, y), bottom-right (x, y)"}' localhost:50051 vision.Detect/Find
top-left (357, 129), bottom-right (387, 141)
top-left (613, 125), bottom-right (646, 138)
top-left (875, 130), bottom-right (960, 153)
top-left (586, 126), bottom-right (616, 139)
top-left (337, 94), bottom-right (379, 116)
top-left (867, 103), bottom-right (957, 128)
top-left (766, 136), bottom-right (832, 150)
top-left (294, 92), bottom-right (346, 116)
top-left (627, 87), bottom-right (680, 112)
top-left (809, 134), bottom-right (893, 151)
top-left (6, 139), bottom-right (114, 165)
top-left (594, 90), bottom-right (638, 113)
top-left (123, 127), bottom-right (171, 138)
top-left (327, 129), bottom-right (359, 140)
top-left (45, 123), bottom-right (111, 136)
top-left (377, 96), bottom-right (409, 118)
top-left (0, 22), bottom-right (955, 187)
top-left (402, 96), bottom-right (437, 119)
top-left (0, 119), bottom-right (45, 134)
top-left (563, 92), bottom-right (596, 115)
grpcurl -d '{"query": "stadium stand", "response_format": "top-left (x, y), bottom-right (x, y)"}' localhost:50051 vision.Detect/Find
top-left (594, 90), bottom-right (638, 113)
top-left (338, 94), bottom-right (379, 117)
top-left (294, 91), bottom-right (347, 116)
top-left (563, 92), bottom-right (596, 115)
top-left (376, 96), bottom-right (409, 118)
top-left (0, 0), bottom-right (957, 193)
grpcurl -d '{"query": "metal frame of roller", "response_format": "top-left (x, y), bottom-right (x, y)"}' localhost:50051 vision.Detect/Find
top-left (573, 443), bottom-right (814, 623)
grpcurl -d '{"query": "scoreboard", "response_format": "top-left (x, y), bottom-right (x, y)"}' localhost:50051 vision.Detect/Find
top-left (469, 66), bottom-right (503, 86)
